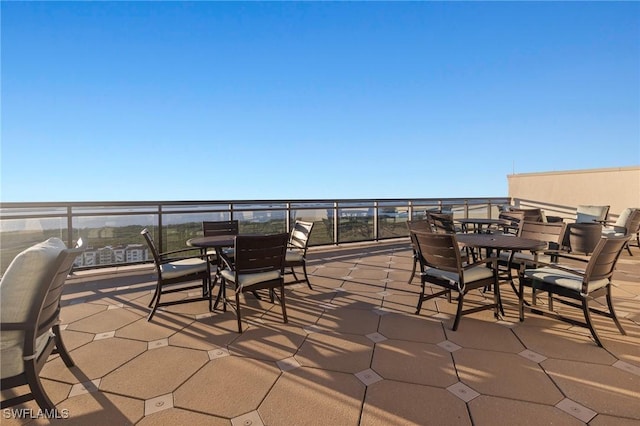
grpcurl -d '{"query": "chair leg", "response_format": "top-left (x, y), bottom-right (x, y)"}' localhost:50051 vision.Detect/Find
top-left (302, 262), bottom-right (313, 289)
top-left (280, 284), bottom-right (288, 324)
top-left (606, 287), bottom-right (626, 335)
top-left (415, 281), bottom-right (426, 314)
top-left (235, 291), bottom-right (243, 333)
top-left (148, 284), bottom-right (160, 308)
top-left (148, 283), bottom-right (161, 320)
top-left (52, 325), bottom-right (74, 367)
top-left (625, 241), bottom-right (633, 256)
top-left (581, 298), bottom-right (603, 347)
top-left (408, 256), bottom-right (417, 283)
top-left (452, 293), bottom-right (465, 331)
top-left (518, 280), bottom-right (525, 322)
top-left (25, 365), bottom-right (55, 412)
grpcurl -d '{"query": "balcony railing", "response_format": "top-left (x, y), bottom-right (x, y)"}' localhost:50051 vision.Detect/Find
top-left (0, 197), bottom-right (510, 273)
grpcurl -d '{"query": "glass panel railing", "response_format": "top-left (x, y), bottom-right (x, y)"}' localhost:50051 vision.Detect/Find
top-left (0, 197), bottom-right (512, 274)
top-left (338, 208), bottom-right (373, 243)
top-left (290, 209), bottom-right (333, 246)
top-left (72, 214), bottom-right (157, 268)
top-left (378, 207), bottom-right (410, 239)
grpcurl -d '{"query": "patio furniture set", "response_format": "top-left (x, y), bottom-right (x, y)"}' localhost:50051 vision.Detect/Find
top-left (1, 205), bottom-right (638, 416)
top-left (405, 206), bottom-right (639, 347)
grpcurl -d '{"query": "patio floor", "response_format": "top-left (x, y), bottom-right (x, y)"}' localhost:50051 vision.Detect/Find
top-left (3, 239), bottom-right (640, 425)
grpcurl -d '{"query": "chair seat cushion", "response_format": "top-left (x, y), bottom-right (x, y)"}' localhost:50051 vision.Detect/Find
top-left (0, 238), bottom-right (68, 378)
top-left (614, 208), bottom-right (633, 228)
top-left (523, 267), bottom-right (609, 293)
top-left (160, 258), bottom-right (208, 279)
top-left (221, 269), bottom-right (281, 289)
top-left (425, 264), bottom-right (493, 286)
top-left (1, 331), bottom-right (52, 379)
top-left (285, 250), bottom-right (304, 262)
top-left (601, 227), bottom-right (625, 237)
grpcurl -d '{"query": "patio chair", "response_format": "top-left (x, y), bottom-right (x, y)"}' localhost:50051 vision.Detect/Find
top-left (491, 210), bottom-right (526, 235)
top-left (1, 238), bottom-right (85, 412)
top-left (406, 219), bottom-right (432, 283)
top-left (557, 206), bottom-right (608, 254)
top-left (219, 233), bottom-right (289, 333)
top-left (518, 234), bottom-right (629, 347)
top-left (412, 230), bottom-right (500, 331)
top-left (576, 205), bottom-right (610, 224)
top-left (507, 207), bottom-right (545, 223)
top-left (202, 220), bottom-right (239, 259)
top-left (602, 208), bottom-right (640, 256)
top-left (284, 220), bottom-right (314, 289)
top-left (141, 229), bottom-right (211, 321)
top-left (426, 212), bottom-right (457, 234)
top-left (498, 221), bottom-right (567, 297)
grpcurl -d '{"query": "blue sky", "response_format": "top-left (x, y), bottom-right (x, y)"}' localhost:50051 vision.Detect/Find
top-left (2, 1), bottom-right (639, 202)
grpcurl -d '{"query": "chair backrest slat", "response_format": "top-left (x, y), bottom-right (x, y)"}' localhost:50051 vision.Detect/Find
top-left (203, 220), bottom-right (239, 237)
top-left (289, 220), bottom-right (313, 250)
top-left (141, 229), bottom-right (162, 269)
top-left (406, 219), bottom-right (431, 233)
top-left (509, 208), bottom-right (544, 223)
top-left (519, 221), bottom-right (566, 248)
top-left (583, 235), bottom-right (629, 288)
top-left (37, 247), bottom-right (83, 334)
top-left (413, 231), bottom-right (462, 273)
top-left (499, 211), bottom-right (526, 234)
top-left (234, 233), bottom-right (289, 274)
top-left (426, 212), bottom-right (456, 234)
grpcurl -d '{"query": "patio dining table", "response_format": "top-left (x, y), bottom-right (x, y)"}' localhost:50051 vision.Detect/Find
top-left (187, 234), bottom-right (265, 310)
top-left (456, 218), bottom-right (511, 234)
top-left (456, 233), bottom-right (548, 311)
top-left (455, 233), bottom-right (547, 253)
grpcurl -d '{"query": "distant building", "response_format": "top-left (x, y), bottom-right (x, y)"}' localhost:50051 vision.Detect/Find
top-left (126, 244), bottom-right (147, 262)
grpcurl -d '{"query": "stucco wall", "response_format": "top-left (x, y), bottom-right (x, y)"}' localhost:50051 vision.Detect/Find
top-left (508, 166), bottom-right (640, 219)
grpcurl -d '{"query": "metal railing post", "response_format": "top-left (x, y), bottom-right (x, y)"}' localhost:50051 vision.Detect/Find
top-left (67, 206), bottom-right (73, 248)
top-left (373, 201), bottom-right (379, 241)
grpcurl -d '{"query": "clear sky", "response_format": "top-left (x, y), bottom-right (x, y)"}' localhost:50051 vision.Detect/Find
top-left (1, 1), bottom-right (639, 202)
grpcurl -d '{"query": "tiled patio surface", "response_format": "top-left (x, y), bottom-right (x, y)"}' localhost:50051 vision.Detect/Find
top-left (3, 239), bottom-right (640, 425)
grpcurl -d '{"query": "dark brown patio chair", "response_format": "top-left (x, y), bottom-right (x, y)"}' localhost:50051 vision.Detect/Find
top-left (202, 220), bottom-right (239, 259)
top-left (406, 219), bottom-right (432, 283)
top-left (508, 207), bottom-right (545, 223)
top-left (492, 210), bottom-right (526, 235)
top-left (602, 208), bottom-right (640, 256)
top-left (219, 233), bottom-right (289, 333)
top-left (498, 221), bottom-right (567, 298)
top-left (426, 212), bottom-right (456, 234)
top-left (141, 228), bottom-right (211, 321)
top-left (285, 220), bottom-right (314, 289)
top-left (412, 230), bottom-right (500, 331)
top-left (518, 234), bottom-right (629, 347)
top-left (1, 238), bottom-right (85, 412)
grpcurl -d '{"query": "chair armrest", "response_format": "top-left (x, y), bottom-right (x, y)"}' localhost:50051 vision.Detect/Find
top-left (158, 248), bottom-right (209, 265)
top-left (1, 321), bottom-right (29, 331)
top-left (551, 252), bottom-right (590, 264)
